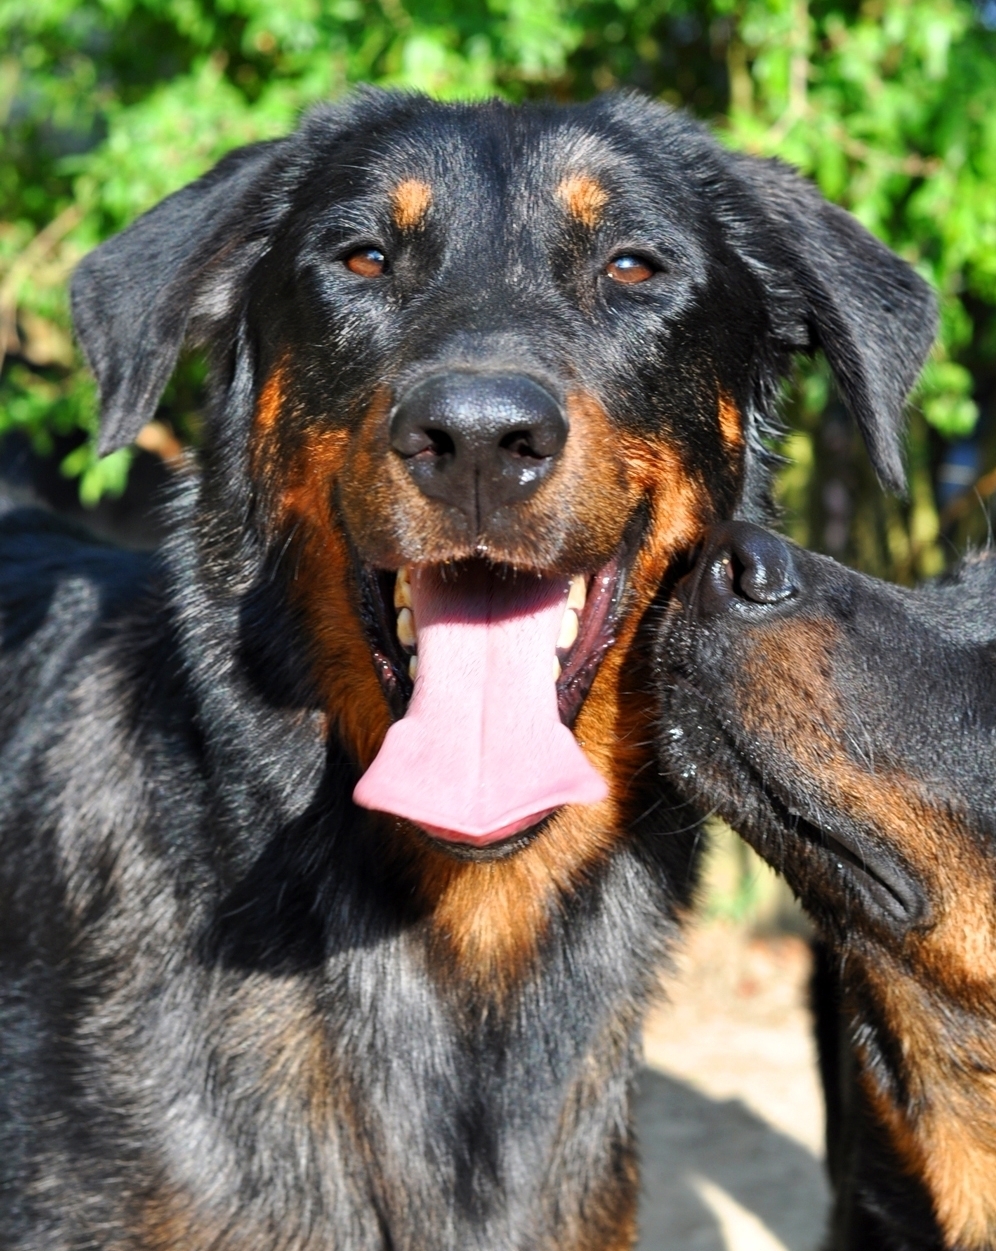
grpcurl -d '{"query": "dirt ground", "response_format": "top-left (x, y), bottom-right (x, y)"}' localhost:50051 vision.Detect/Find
top-left (635, 919), bottom-right (829, 1251)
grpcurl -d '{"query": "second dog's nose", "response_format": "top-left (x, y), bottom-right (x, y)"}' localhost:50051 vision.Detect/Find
top-left (693, 521), bottom-right (799, 617)
top-left (390, 373), bottom-right (567, 524)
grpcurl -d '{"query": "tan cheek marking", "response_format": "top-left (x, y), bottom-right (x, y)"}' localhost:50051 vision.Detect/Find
top-left (391, 178), bottom-right (433, 230)
top-left (718, 392), bottom-right (744, 451)
top-left (580, 428), bottom-right (707, 820)
top-left (251, 369), bottom-right (392, 771)
top-left (281, 430), bottom-right (392, 771)
top-left (736, 620), bottom-right (842, 778)
top-left (736, 622), bottom-right (996, 982)
top-left (252, 365), bottom-right (284, 437)
top-left (557, 174), bottom-right (609, 228)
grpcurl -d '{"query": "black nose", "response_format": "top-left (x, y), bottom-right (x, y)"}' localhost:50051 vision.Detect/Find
top-left (691, 521), bottom-right (798, 617)
top-left (389, 373), bottom-right (568, 525)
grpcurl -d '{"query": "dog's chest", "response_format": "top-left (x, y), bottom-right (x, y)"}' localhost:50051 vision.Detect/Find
top-left (95, 869), bottom-right (658, 1251)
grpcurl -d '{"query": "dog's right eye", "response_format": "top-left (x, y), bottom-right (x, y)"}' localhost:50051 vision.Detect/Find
top-left (344, 247), bottom-right (387, 278)
top-left (605, 254), bottom-right (656, 284)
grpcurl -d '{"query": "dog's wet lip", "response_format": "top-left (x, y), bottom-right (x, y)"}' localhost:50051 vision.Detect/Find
top-left (661, 682), bottom-right (928, 929)
top-left (555, 557), bottom-right (622, 726)
top-left (418, 817), bottom-right (550, 859)
top-left (804, 815), bottom-right (928, 926)
top-left (758, 775), bottom-right (928, 926)
top-left (410, 814), bottom-right (551, 860)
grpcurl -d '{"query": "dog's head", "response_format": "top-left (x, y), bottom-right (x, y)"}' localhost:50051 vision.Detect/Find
top-left (656, 521), bottom-right (996, 956)
top-left (72, 91), bottom-right (935, 879)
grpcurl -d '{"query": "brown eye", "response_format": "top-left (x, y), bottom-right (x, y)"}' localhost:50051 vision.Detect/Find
top-left (605, 254), bottom-right (656, 284)
top-left (344, 247), bottom-right (387, 278)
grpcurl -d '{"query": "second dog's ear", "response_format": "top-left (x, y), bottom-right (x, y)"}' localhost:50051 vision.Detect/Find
top-left (71, 139), bottom-right (288, 455)
top-left (725, 154), bottom-right (938, 493)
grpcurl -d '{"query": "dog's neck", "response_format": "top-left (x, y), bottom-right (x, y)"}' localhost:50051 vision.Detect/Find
top-left (844, 934), bottom-right (996, 1250)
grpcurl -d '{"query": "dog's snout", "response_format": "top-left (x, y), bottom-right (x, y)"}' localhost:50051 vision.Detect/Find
top-left (692, 521), bottom-right (798, 617)
top-left (390, 373), bottom-right (567, 523)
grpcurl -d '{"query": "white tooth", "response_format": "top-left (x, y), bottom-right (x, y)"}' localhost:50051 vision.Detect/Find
top-left (408, 654), bottom-right (418, 681)
top-left (553, 656), bottom-right (562, 682)
top-left (557, 607), bottom-right (579, 652)
top-left (397, 607), bottom-right (416, 650)
top-left (567, 574), bottom-right (587, 611)
top-left (394, 566), bottom-right (412, 610)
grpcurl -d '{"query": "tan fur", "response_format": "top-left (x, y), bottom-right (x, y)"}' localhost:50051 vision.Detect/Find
top-left (717, 392), bottom-right (744, 451)
top-left (136, 1194), bottom-right (219, 1250)
top-left (409, 404), bottom-right (709, 986)
top-left (545, 1015), bottom-right (641, 1251)
top-left (557, 175), bottom-right (609, 228)
top-left (256, 376), bottom-right (711, 990)
top-left (336, 388), bottom-right (640, 574)
top-left (391, 179), bottom-right (433, 231)
top-left (856, 952), bottom-right (996, 1250)
top-left (251, 368), bottom-right (392, 771)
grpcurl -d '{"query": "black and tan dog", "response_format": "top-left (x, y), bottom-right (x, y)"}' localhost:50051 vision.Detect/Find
top-left (0, 90), bottom-right (935, 1247)
top-left (657, 522), bottom-right (996, 1251)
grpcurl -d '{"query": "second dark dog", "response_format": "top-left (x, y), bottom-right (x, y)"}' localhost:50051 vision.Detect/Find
top-left (657, 522), bottom-right (996, 1251)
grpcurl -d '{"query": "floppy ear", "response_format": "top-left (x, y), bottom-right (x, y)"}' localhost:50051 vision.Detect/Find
top-left (71, 139), bottom-right (288, 455)
top-left (725, 154), bottom-right (938, 493)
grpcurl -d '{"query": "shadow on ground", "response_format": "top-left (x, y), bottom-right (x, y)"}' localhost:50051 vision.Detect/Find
top-left (635, 1069), bottom-right (828, 1251)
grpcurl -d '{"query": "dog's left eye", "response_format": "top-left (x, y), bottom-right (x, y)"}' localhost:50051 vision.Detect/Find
top-left (344, 247), bottom-right (387, 278)
top-left (605, 255), bottom-right (656, 284)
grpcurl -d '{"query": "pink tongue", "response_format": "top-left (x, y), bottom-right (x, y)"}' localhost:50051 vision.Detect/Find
top-left (353, 563), bottom-right (608, 845)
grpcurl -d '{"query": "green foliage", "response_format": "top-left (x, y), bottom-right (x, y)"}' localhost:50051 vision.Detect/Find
top-left (698, 819), bottom-right (806, 932)
top-left (3, 0), bottom-right (996, 573)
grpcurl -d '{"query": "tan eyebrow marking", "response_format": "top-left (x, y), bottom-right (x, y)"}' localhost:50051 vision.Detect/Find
top-left (556, 174), bottom-right (609, 228)
top-left (391, 179), bottom-right (433, 230)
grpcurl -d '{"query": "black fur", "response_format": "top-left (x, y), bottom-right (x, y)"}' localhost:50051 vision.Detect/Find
top-left (1, 90), bottom-right (935, 1247)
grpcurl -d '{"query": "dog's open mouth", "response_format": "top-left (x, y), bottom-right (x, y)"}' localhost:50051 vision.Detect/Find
top-left (354, 556), bottom-right (623, 846)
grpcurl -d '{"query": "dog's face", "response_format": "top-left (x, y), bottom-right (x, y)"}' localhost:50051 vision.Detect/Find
top-left (71, 92), bottom-right (934, 921)
top-left (656, 521), bottom-right (996, 959)
top-left (242, 99), bottom-right (749, 782)
top-left (241, 98), bottom-right (779, 852)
